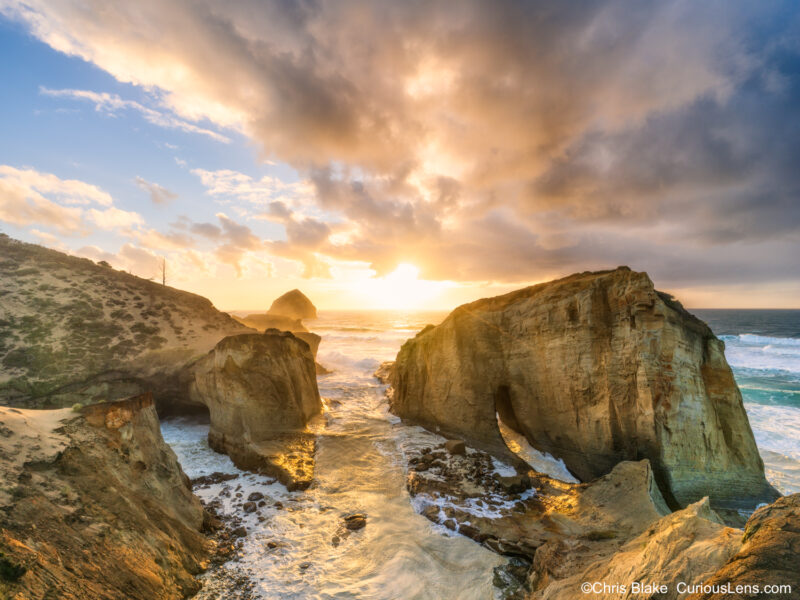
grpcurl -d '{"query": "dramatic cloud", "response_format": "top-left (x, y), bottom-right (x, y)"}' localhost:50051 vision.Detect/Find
top-left (135, 176), bottom-right (178, 205)
top-left (3, 0), bottom-right (799, 294)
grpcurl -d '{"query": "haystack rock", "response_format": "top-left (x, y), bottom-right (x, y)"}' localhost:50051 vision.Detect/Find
top-left (185, 331), bottom-right (323, 490)
top-left (268, 289), bottom-right (318, 320)
top-left (0, 394), bottom-right (207, 599)
top-left (391, 267), bottom-right (777, 510)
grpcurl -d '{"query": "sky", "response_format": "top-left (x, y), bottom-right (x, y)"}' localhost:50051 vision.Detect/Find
top-left (0, 1), bottom-right (798, 310)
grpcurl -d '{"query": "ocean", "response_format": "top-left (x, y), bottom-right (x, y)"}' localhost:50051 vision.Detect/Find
top-left (693, 309), bottom-right (800, 495)
top-left (161, 308), bottom-right (800, 598)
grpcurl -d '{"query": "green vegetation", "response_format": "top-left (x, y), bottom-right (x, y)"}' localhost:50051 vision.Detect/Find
top-left (0, 552), bottom-right (26, 582)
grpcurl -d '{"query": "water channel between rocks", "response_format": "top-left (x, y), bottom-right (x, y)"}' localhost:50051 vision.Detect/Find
top-left (161, 311), bottom-right (506, 600)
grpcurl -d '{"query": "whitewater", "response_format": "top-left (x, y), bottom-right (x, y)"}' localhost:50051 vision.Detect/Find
top-left (161, 309), bottom-right (800, 598)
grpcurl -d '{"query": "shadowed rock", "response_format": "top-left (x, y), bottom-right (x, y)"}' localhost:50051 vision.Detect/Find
top-left (391, 267), bottom-right (777, 511)
top-left (0, 393), bottom-right (207, 599)
top-left (184, 331), bottom-right (323, 489)
top-left (268, 289), bottom-right (317, 320)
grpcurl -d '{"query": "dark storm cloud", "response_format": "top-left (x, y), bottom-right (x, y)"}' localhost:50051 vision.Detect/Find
top-left (4, 0), bottom-right (799, 292)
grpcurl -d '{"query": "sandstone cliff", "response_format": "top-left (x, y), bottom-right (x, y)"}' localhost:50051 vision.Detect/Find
top-left (268, 289), bottom-right (317, 320)
top-left (185, 331), bottom-right (323, 489)
top-left (0, 394), bottom-right (208, 599)
top-left (0, 235), bottom-right (250, 409)
top-left (687, 493), bottom-right (800, 600)
top-left (391, 267), bottom-right (776, 510)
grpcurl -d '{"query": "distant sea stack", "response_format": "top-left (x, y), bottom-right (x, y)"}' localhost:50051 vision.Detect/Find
top-left (0, 234), bottom-right (250, 409)
top-left (390, 267), bottom-right (778, 510)
top-left (184, 330), bottom-right (323, 489)
top-left (0, 394), bottom-right (207, 598)
top-left (268, 289), bottom-right (318, 320)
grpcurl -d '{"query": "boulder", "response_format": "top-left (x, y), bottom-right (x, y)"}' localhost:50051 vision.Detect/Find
top-left (445, 439), bottom-right (466, 455)
top-left (391, 267), bottom-right (777, 510)
top-left (344, 514), bottom-right (368, 530)
top-left (268, 289), bottom-right (318, 320)
top-left (0, 394), bottom-right (207, 599)
top-left (185, 331), bottom-right (323, 489)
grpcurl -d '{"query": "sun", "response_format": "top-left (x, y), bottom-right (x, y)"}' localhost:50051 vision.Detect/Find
top-left (360, 263), bottom-right (448, 310)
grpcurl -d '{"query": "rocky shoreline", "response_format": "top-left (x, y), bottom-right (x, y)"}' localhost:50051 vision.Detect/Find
top-left (399, 437), bottom-right (799, 600)
top-left (2, 246), bottom-right (798, 600)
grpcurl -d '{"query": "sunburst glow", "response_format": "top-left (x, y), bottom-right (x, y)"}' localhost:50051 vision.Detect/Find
top-left (360, 263), bottom-right (450, 310)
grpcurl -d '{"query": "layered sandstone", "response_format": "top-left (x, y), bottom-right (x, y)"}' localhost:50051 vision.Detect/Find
top-left (0, 394), bottom-right (208, 599)
top-left (391, 267), bottom-right (776, 510)
top-left (687, 493), bottom-right (800, 600)
top-left (532, 498), bottom-right (741, 600)
top-left (185, 331), bottom-right (323, 489)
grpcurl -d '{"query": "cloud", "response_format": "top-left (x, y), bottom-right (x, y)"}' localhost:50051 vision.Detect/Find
top-left (41, 87), bottom-right (231, 143)
top-left (87, 206), bottom-right (144, 229)
top-left (183, 212), bottom-right (263, 275)
top-left (135, 176), bottom-right (178, 205)
top-left (0, 165), bottom-right (144, 237)
top-left (3, 0), bottom-right (800, 292)
top-left (191, 168), bottom-right (314, 211)
top-left (0, 164), bottom-right (112, 206)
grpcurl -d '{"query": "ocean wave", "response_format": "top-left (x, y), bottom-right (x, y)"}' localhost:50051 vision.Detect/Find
top-left (736, 333), bottom-right (800, 346)
top-left (721, 334), bottom-right (800, 374)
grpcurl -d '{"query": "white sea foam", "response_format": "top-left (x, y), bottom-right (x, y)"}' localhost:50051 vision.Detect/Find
top-left (744, 402), bottom-right (800, 495)
top-left (721, 334), bottom-right (800, 373)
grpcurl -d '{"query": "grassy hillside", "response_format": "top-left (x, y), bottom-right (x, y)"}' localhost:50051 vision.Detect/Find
top-left (0, 234), bottom-right (250, 407)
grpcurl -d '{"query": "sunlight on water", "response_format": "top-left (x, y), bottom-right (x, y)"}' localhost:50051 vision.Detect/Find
top-left (160, 309), bottom-right (800, 597)
top-left (162, 310), bottom-right (501, 600)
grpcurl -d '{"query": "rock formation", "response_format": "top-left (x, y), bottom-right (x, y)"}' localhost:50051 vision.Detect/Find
top-left (232, 313), bottom-right (308, 333)
top-left (0, 394), bottom-right (208, 599)
top-left (185, 331), bottom-right (323, 489)
top-left (0, 234), bottom-right (251, 409)
top-left (687, 493), bottom-right (800, 600)
top-left (268, 289), bottom-right (317, 320)
top-left (391, 267), bottom-right (777, 510)
top-left (532, 498), bottom-right (741, 600)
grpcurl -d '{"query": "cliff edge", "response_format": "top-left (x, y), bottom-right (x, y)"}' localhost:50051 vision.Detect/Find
top-left (0, 394), bottom-right (208, 599)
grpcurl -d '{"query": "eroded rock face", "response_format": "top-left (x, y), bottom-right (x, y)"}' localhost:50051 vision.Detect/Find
top-left (186, 331), bottom-right (322, 489)
top-left (687, 493), bottom-right (800, 600)
top-left (391, 267), bottom-right (776, 510)
top-left (268, 289), bottom-right (317, 320)
top-left (533, 498), bottom-right (741, 600)
top-left (0, 394), bottom-right (207, 599)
